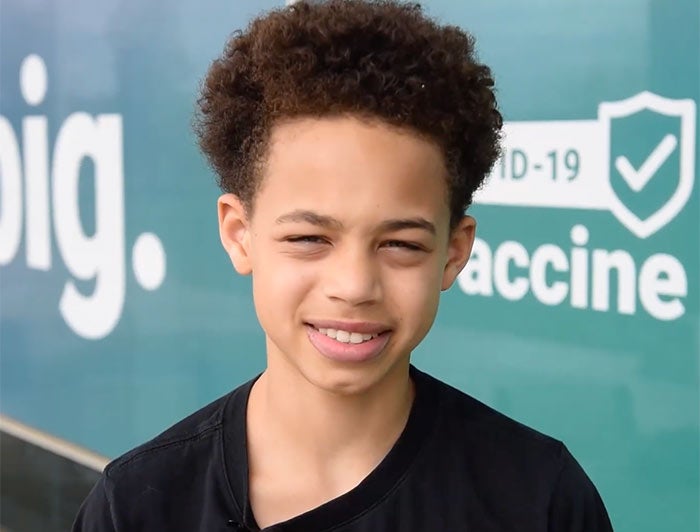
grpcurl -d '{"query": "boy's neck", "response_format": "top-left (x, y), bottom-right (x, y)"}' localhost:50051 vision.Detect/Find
top-left (244, 354), bottom-right (413, 526)
top-left (246, 353), bottom-right (414, 477)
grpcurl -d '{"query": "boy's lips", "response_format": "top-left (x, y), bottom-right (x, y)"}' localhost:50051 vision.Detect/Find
top-left (305, 323), bottom-right (392, 363)
top-left (304, 320), bottom-right (391, 335)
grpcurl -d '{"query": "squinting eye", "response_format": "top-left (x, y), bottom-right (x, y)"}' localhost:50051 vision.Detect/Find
top-left (383, 240), bottom-right (423, 251)
top-left (286, 235), bottom-right (328, 244)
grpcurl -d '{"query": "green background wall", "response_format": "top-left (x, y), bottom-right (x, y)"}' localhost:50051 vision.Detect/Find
top-left (1, 1), bottom-right (698, 530)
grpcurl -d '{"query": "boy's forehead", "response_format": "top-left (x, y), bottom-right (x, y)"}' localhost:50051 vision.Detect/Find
top-left (264, 115), bottom-right (448, 176)
top-left (268, 114), bottom-right (438, 145)
top-left (254, 115), bottom-right (452, 228)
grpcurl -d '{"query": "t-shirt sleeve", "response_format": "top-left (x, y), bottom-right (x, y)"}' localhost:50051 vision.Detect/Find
top-left (72, 474), bottom-right (118, 532)
top-left (547, 445), bottom-right (613, 532)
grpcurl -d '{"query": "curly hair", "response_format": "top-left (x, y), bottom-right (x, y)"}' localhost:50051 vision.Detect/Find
top-left (195, 0), bottom-right (502, 228)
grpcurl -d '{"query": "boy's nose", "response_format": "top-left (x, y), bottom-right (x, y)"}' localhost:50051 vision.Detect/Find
top-left (322, 245), bottom-right (382, 306)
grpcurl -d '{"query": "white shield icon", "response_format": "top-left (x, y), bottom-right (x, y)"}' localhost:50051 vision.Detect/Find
top-left (598, 91), bottom-right (696, 239)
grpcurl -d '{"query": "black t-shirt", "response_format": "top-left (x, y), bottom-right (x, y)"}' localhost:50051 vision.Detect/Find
top-left (73, 366), bottom-right (613, 531)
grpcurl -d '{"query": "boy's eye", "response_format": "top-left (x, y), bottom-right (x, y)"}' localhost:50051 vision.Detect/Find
top-left (382, 240), bottom-right (424, 251)
top-left (285, 235), bottom-right (328, 244)
top-left (283, 236), bottom-right (424, 252)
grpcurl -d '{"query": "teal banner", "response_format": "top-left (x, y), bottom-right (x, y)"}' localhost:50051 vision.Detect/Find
top-left (1, 1), bottom-right (698, 531)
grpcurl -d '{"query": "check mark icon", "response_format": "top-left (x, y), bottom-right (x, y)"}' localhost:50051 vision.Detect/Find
top-left (614, 134), bottom-right (678, 192)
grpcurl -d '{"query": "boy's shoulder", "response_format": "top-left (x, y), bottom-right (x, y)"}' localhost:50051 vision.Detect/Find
top-left (73, 381), bottom-right (254, 531)
top-left (103, 377), bottom-right (253, 482)
top-left (417, 366), bottom-right (561, 449)
top-left (409, 367), bottom-right (611, 530)
top-left (414, 366), bottom-right (567, 479)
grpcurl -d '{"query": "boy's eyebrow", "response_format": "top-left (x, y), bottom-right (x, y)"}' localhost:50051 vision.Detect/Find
top-left (275, 210), bottom-right (435, 235)
top-left (378, 218), bottom-right (436, 235)
top-left (275, 210), bottom-right (343, 229)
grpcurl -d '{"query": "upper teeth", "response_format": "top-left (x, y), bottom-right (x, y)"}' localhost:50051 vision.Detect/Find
top-left (317, 328), bottom-right (379, 344)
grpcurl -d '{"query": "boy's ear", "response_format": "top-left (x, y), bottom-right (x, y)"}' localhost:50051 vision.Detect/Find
top-left (218, 193), bottom-right (252, 275)
top-left (441, 215), bottom-right (476, 291)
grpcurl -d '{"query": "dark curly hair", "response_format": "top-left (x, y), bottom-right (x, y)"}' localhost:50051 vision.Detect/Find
top-left (195, 0), bottom-right (502, 228)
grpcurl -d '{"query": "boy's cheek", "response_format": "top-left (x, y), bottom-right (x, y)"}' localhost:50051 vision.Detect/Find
top-left (253, 263), bottom-right (314, 302)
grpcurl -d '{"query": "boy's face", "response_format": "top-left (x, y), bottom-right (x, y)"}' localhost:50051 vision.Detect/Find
top-left (218, 116), bottom-right (475, 395)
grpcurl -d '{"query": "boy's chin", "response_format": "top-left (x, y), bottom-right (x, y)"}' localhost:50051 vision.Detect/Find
top-left (293, 354), bottom-right (409, 398)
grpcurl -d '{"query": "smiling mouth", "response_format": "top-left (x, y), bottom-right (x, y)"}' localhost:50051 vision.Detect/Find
top-left (305, 323), bottom-right (392, 362)
top-left (304, 321), bottom-right (391, 344)
top-left (314, 327), bottom-right (382, 344)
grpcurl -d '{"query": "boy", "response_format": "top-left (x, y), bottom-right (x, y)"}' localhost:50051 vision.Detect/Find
top-left (74, 1), bottom-right (613, 530)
